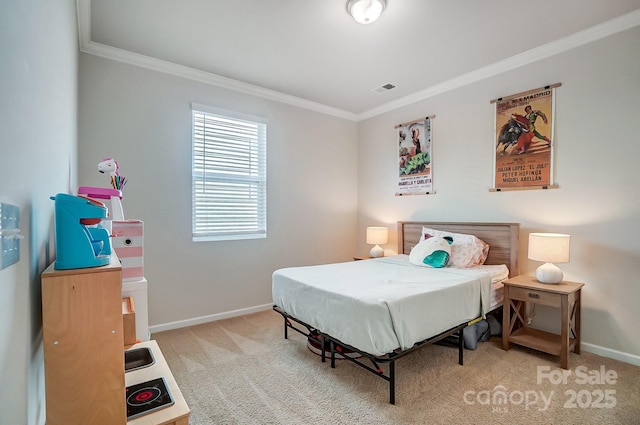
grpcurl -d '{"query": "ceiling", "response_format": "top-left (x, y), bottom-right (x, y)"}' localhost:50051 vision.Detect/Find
top-left (82, 0), bottom-right (640, 120)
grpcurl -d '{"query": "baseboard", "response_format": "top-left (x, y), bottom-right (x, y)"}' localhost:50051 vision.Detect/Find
top-left (148, 305), bottom-right (640, 366)
top-left (581, 342), bottom-right (640, 366)
top-left (149, 303), bottom-right (273, 334)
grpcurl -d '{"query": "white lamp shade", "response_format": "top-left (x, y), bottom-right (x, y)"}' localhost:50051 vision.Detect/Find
top-left (366, 226), bottom-right (388, 245)
top-left (528, 233), bottom-right (571, 263)
top-left (528, 233), bottom-right (571, 284)
top-left (347, 0), bottom-right (386, 24)
top-left (366, 226), bottom-right (388, 258)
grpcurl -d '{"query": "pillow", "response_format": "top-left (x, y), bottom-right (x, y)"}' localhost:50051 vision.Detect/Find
top-left (422, 227), bottom-right (490, 268)
top-left (409, 236), bottom-right (452, 268)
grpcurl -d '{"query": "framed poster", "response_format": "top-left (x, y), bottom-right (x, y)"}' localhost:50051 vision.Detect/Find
top-left (396, 116), bottom-right (434, 196)
top-left (492, 84), bottom-right (560, 191)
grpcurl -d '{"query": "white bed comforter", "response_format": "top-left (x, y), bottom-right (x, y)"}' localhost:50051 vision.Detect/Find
top-left (272, 255), bottom-right (494, 356)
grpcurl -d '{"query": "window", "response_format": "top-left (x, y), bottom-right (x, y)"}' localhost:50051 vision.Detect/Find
top-left (191, 103), bottom-right (267, 242)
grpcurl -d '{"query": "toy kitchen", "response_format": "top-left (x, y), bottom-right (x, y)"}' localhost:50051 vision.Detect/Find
top-left (42, 188), bottom-right (189, 425)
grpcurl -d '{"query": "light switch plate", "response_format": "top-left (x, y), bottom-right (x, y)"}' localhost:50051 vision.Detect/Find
top-left (0, 202), bottom-right (21, 270)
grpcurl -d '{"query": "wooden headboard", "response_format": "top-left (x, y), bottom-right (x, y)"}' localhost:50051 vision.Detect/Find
top-left (397, 222), bottom-right (520, 277)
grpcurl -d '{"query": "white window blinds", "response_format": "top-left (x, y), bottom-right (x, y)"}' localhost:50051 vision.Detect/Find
top-left (191, 104), bottom-right (267, 241)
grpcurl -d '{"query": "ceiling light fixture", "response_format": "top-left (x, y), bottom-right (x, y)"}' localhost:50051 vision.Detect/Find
top-left (347, 0), bottom-right (386, 25)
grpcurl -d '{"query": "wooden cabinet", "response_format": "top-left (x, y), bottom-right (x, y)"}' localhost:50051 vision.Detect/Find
top-left (42, 254), bottom-right (126, 425)
top-left (502, 275), bottom-right (584, 369)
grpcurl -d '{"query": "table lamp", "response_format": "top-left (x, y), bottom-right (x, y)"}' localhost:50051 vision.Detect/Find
top-left (366, 226), bottom-right (388, 258)
top-left (528, 233), bottom-right (571, 284)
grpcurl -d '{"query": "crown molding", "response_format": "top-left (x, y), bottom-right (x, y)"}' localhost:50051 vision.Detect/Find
top-left (80, 40), bottom-right (359, 121)
top-left (76, 1), bottom-right (640, 122)
top-left (76, 0), bottom-right (90, 49)
top-left (357, 8), bottom-right (640, 121)
top-left (74, 0), bottom-right (357, 121)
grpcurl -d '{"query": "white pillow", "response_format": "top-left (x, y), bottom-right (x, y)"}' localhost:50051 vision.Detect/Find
top-left (421, 227), bottom-right (489, 268)
top-left (409, 236), bottom-right (452, 268)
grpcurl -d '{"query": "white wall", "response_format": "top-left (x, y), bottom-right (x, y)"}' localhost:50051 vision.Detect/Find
top-left (0, 1), bottom-right (78, 423)
top-left (356, 26), bottom-right (640, 360)
top-left (0, 8), bottom-right (637, 425)
top-left (78, 54), bottom-right (359, 327)
top-left (78, 21), bottom-right (640, 363)
top-left (0, 4), bottom-right (636, 424)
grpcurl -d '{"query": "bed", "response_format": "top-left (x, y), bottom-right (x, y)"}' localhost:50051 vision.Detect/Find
top-left (272, 221), bottom-right (520, 403)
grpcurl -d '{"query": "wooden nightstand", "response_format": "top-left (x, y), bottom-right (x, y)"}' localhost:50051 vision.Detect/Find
top-left (353, 256), bottom-right (372, 261)
top-left (502, 275), bottom-right (584, 369)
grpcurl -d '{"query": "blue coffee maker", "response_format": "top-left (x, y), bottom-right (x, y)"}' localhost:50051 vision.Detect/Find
top-left (51, 193), bottom-right (112, 270)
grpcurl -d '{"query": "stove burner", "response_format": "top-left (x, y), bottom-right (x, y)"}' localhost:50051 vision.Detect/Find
top-left (127, 387), bottom-right (161, 406)
top-left (126, 377), bottom-right (174, 420)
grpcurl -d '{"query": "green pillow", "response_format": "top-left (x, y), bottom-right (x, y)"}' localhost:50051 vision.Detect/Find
top-left (423, 249), bottom-right (450, 268)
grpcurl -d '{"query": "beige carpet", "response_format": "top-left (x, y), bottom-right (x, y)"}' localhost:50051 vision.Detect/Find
top-left (153, 310), bottom-right (640, 425)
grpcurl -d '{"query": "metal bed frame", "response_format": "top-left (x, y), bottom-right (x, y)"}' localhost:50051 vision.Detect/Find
top-left (273, 305), bottom-right (465, 404)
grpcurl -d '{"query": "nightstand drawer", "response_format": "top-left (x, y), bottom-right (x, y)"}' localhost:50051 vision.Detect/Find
top-left (508, 286), bottom-right (561, 307)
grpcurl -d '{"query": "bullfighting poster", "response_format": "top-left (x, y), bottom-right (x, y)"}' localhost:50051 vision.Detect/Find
top-left (396, 116), bottom-right (434, 196)
top-left (493, 84), bottom-right (559, 190)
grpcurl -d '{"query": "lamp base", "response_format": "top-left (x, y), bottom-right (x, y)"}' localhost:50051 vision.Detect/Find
top-left (369, 245), bottom-right (384, 258)
top-left (536, 262), bottom-right (563, 284)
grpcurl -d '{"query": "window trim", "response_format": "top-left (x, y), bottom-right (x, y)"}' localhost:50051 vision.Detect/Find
top-left (191, 103), bottom-right (267, 242)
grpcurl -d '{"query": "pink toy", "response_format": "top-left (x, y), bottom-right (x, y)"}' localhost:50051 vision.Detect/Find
top-left (98, 157), bottom-right (127, 191)
top-left (77, 158), bottom-right (127, 221)
top-left (77, 186), bottom-right (122, 200)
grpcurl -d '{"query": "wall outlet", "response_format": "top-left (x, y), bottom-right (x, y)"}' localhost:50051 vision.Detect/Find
top-left (0, 202), bottom-right (21, 270)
